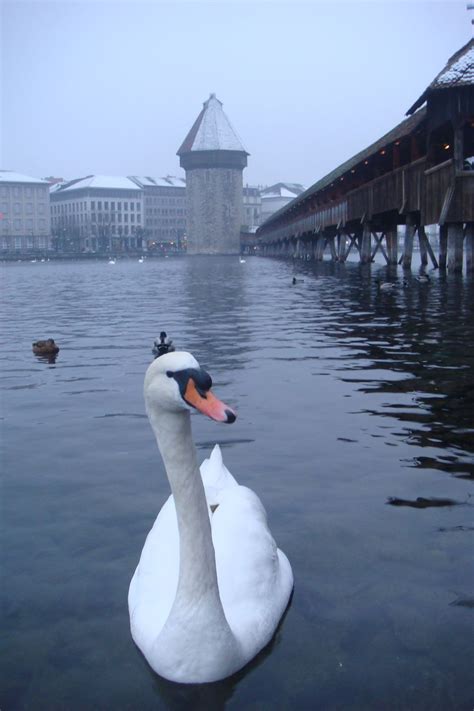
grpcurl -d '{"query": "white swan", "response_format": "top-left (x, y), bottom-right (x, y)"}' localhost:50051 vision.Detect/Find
top-left (128, 351), bottom-right (293, 683)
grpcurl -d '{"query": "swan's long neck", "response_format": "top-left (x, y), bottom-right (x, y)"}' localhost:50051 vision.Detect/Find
top-left (147, 407), bottom-right (240, 674)
top-left (152, 409), bottom-right (221, 601)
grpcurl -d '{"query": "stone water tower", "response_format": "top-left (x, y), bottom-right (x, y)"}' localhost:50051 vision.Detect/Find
top-left (177, 94), bottom-right (249, 254)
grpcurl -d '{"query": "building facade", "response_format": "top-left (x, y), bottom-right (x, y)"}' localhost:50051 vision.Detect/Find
top-left (242, 185), bottom-right (262, 229)
top-left (129, 176), bottom-right (186, 251)
top-left (0, 171), bottom-right (51, 252)
top-left (50, 176), bottom-right (144, 253)
top-left (177, 94), bottom-right (249, 254)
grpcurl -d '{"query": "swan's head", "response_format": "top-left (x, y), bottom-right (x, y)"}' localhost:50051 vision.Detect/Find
top-left (144, 351), bottom-right (236, 423)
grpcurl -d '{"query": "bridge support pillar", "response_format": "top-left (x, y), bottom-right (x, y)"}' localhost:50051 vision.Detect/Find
top-left (439, 225), bottom-right (447, 269)
top-left (360, 222), bottom-right (371, 263)
top-left (447, 223), bottom-right (464, 273)
top-left (337, 230), bottom-right (346, 262)
top-left (465, 224), bottom-right (474, 273)
top-left (386, 227), bottom-right (398, 265)
top-left (418, 226), bottom-right (428, 266)
top-left (402, 216), bottom-right (415, 269)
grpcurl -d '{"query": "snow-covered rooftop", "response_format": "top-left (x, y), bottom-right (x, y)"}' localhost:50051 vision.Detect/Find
top-left (131, 175), bottom-right (186, 188)
top-left (261, 183), bottom-right (305, 199)
top-left (58, 175), bottom-right (142, 192)
top-left (407, 38), bottom-right (474, 114)
top-left (0, 170), bottom-right (49, 184)
top-left (177, 94), bottom-right (248, 155)
top-left (130, 175), bottom-right (186, 188)
top-left (49, 182), bottom-right (67, 193)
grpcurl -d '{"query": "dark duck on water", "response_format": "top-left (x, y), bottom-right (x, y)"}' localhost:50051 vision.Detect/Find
top-left (32, 338), bottom-right (60, 356)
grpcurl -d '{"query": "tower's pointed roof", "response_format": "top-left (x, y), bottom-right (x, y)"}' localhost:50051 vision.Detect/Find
top-left (177, 94), bottom-right (248, 155)
top-left (407, 38), bottom-right (474, 115)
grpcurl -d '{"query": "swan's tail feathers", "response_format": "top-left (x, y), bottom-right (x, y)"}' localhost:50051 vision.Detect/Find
top-left (200, 444), bottom-right (238, 504)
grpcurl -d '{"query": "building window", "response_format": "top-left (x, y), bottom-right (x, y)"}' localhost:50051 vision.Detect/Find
top-left (124, 214), bottom-right (128, 223)
top-left (14, 219), bottom-right (22, 230)
top-left (124, 202), bottom-right (128, 210)
top-left (105, 202), bottom-right (109, 210)
top-left (39, 219), bottom-right (45, 229)
top-left (26, 219), bottom-right (33, 229)
top-left (91, 201), bottom-right (95, 209)
top-left (111, 202), bottom-right (115, 210)
top-left (130, 202), bottom-right (134, 211)
top-left (137, 202), bottom-right (141, 211)
top-left (131, 214), bottom-right (135, 223)
top-left (98, 201), bottom-right (102, 210)
top-left (118, 202), bottom-right (122, 211)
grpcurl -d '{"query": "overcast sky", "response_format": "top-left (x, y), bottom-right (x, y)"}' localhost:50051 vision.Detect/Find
top-left (1, 0), bottom-right (471, 188)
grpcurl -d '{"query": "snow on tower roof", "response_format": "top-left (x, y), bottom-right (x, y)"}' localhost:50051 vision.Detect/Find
top-left (177, 94), bottom-right (248, 155)
top-left (0, 170), bottom-right (49, 184)
top-left (407, 38), bottom-right (474, 115)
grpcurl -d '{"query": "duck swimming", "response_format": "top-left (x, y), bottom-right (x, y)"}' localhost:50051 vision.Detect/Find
top-left (128, 352), bottom-right (293, 683)
top-left (32, 338), bottom-right (59, 356)
top-left (152, 331), bottom-right (175, 359)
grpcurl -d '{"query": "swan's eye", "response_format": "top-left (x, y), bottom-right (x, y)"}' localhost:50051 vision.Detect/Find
top-left (168, 368), bottom-right (213, 401)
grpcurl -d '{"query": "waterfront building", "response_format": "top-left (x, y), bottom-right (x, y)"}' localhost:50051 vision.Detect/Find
top-left (129, 176), bottom-right (186, 252)
top-left (260, 183), bottom-right (305, 223)
top-left (177, 94), bottom-right (249, 254)
top-left (242, 185), bottom-right (262, 229)
top-left (50, 175), bottom-right (144, 253)
top-left (0, 171), bottom-right (51, 253)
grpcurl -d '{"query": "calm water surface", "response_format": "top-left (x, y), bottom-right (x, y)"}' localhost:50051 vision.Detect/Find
top-left (1, 256), bottom-right (473, 711)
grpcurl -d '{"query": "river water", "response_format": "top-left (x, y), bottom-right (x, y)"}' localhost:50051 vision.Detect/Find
top-left (1, 256), bottom-right (473, 710)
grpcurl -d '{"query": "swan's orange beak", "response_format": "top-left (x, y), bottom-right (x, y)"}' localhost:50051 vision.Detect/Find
top-left (184, 379), bottom-right (236, 423)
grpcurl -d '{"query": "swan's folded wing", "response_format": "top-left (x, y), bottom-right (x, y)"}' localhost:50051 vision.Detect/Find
top-left (211, 485), bottom-right (293, 658)
top-left (200, 444), bottom-right (238, 505)
top-left (128, 494), bottom-right (180, 652)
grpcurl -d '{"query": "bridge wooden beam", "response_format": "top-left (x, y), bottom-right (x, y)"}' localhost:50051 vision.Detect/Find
top-left (371, 231), bottom-right (389, 264)
top-left (418, 226), bottom-right (438, 269)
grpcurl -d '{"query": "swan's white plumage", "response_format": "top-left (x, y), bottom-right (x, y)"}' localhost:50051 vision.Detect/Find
top-left (128, 353), bottom-right (293, 683)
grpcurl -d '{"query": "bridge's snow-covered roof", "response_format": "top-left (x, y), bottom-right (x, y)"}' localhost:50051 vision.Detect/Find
top-left (407, 38), bottom-right (474, 115)
top-left (177, 94), bottom-right (248, 155)
top-left (0, 170), bottom-right (49, 185)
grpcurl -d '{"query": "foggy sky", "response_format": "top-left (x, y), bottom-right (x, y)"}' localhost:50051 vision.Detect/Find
top-left (1, 1), bottom-right (472, 189)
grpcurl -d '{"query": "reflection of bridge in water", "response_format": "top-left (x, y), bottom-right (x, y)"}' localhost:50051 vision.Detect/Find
top-left (256, 40), bottom-right (474, 273)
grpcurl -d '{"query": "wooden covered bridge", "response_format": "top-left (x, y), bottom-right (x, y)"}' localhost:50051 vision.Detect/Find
top-left (256, 40), bottom-right (474, 272)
